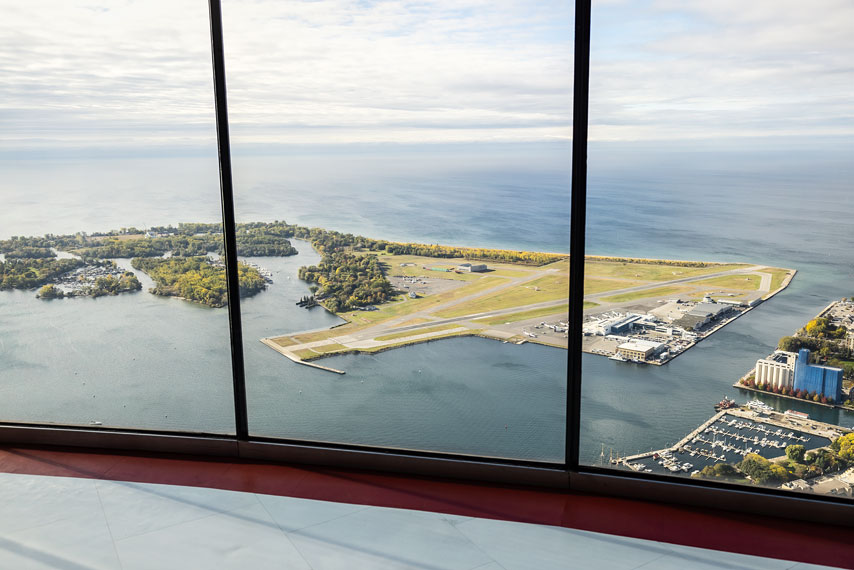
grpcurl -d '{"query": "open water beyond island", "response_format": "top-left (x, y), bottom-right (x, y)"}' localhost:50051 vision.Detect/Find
top-left (1, 140), bottom-right (853, 464)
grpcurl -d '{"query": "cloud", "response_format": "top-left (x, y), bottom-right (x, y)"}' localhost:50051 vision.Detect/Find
top-left (589, 0), bottom-right (854, 141)
top-left (1, 0), bottom-right (850, 150)
top-left (0, 0), bottom-right (573, 152)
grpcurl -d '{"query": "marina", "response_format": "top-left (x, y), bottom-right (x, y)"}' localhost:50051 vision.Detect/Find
top-left (617, 405), bottom-right (844, 480)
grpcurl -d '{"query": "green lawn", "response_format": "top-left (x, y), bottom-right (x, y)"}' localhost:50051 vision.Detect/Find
top-left (764, 268), bottom-right (795, 291)
top-left (311, 342), bottom-right (348, 354)
top-left (691, 274), bottom-right (762, 291)
top-left (584, 277), bottom-right (648, 295)
top-left (292, 330), bottom-right (347, 344)
top-left (375, 324), bottom-right (463, 341)
top-left (599, 285), bottom-right (690, 304)
top-left (474, 304), bottom-right (569, 325)
top-left (435, 273), bottom-right (568, 318)
top-left (584, 259), bottom-right (749, 282)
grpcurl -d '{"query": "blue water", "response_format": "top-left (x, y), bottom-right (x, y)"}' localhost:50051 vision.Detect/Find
top-left (1, 139), bottom-right (852, 465)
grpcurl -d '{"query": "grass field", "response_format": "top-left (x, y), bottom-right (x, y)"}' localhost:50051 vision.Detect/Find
top-left (292, 329), bottom-right (347, 344)
top-left (434, 272), bottom-right (567, 318)
top-left (584, 277), bottom-right (647, 295)
top-left (692, 274), bottom-right (762, 291)
top-left (475, 304), bottom-right (569, 326)
top-left (584, 260), bottom-right (748, 282)
top-left (599, 285), bottom-right (691, 304)
top-left (395, 317), bottom-right (433, 327)
top-left (374, 324), bottom-right (463, 341)
top-left (765, 268), bottom-right (794, 292)
top-left (311, 342), bottom-right (348, 354)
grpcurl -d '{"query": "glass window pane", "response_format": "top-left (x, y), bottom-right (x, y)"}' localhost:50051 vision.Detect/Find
top-left (581, 1), bottom-right (854, 499)
top-left (0, 1), bottom-right (235, 433)
top-left (223, 0), bottom-right (573, 461)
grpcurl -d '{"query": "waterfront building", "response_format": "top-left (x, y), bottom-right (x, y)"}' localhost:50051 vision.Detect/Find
top-left (456, 263), bottom-right (487, 272)
top-left (754, 350), bottom-right (797, 389)
top-left (688, 302), bottom-right (731, 320)
top-left (582, 313), bottom-right (641, 336)
top-left (616, 339), bottom-right (665, 362)
top-left (672, 313), bottom-right (707, 331)
top-left (793, 349), bottom-right (843, 402)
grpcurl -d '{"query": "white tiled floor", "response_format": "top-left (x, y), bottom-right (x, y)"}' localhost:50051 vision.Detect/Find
top-left (0, 473), bottom-right (841, 570)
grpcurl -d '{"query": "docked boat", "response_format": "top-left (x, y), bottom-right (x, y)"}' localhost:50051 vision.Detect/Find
top-left (785, 409), bottom-right (810, 420)
top-left (746, 399), bottom-right (774, 414)
top-left (714, 396), bottom-right (738, 411)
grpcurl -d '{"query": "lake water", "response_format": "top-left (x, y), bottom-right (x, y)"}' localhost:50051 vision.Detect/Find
top-left (1, 139), bottom-right (852, 464)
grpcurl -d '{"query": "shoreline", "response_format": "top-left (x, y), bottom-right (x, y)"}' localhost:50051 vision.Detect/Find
top-left (733, 382), bottom-right (840, 409)
top-left (265, 255), bottom-right (795, 372)
top-left (734, 298), bottom-right (852, 410)
top-left (260, 329), bottom-right (548, 374)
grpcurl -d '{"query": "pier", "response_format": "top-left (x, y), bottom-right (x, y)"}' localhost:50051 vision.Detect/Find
top-left (673, 410), bottom-right (727, 450)
top-left (260, 338), bottom-right (346, 375)
top-left (621, 410), bottom-right (727, 464)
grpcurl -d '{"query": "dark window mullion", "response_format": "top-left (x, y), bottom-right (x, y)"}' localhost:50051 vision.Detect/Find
top-left (567, 0), bottom-right (591, 470)
top-left (207, 0), bottom-right (249, 441)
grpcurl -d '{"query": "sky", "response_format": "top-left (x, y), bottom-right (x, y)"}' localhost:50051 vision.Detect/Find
top-left (0, 0), bottom-right (851, 154)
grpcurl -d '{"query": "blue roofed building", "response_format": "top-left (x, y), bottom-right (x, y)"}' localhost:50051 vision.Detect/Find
top-left (793, 348), bottom-right (843, 403)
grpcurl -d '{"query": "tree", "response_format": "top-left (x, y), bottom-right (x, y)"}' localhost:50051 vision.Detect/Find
top-left (738, 453), bottom-right (790, 485)
top-left (786, 444), bottom-right (806, 463)
top-left (832, 433), bottom-right (854, 462)
top-left (37, 284), bottom-right (63, 299)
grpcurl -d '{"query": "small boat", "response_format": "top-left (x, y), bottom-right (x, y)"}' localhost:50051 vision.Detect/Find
top-left (714, 396), bottom-right (738, 412)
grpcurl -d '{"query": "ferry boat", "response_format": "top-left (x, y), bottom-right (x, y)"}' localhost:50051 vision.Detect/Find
top-left (714, 396), bottom-right (738, 411)
top-left (785, 409), bottom-right (810, 420)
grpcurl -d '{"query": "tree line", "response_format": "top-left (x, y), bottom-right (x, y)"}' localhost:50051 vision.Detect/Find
top-left (584, 255), bottom-right (724, 268)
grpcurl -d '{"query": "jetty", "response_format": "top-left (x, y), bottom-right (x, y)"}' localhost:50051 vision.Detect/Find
top-left (260, 338), bottom-right (346, 375)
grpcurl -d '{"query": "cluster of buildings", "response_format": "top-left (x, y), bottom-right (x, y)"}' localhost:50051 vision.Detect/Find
top-left (822, 299), bottom-right (854, 351)
top-left (582, 297), bottom-right (749, 363)
top-left (671, 300), bottom-right (736, 331)
top-left (754, 348), bottom-right (843, 402)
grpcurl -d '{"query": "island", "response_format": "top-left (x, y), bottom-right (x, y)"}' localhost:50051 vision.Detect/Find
top-left (262, 248), bottom-right (793, 373)
top-left (0, 222), bottom-right (297, 306)
top-left (1, 222), bottom-right (795, 362)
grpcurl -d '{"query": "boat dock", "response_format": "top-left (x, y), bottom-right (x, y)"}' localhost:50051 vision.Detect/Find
top-left (673, 410), bottom-right (728, 450)
top-left (621, 410), bottom-right (727, 463)
top-left (617, 403), bottom-right (848, 478)
top-left (260, 338), bottom-right (346, 375)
